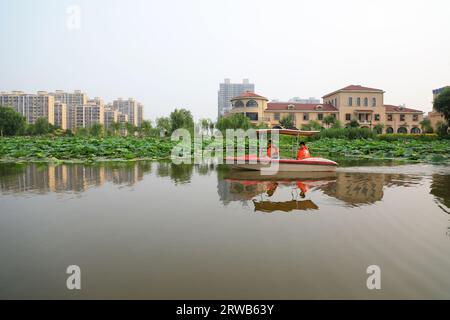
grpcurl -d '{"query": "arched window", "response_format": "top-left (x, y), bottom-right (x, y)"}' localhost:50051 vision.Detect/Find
top-left (372, 98), bottom-right (376, 107)
top-left (411, 127), bottom-right (421, 134)
top-left (364, 98), bottom-right (368, 107)
top-left (234, 100), bottom-right (244, 108)
top-left (246, 100), bottom-right (258, 107)
top-left (386, 127), bottom-right (394, 134)
top-left (397, 127), bottom-right (407, 134)
top-left (357, 97), bottom-right (361, 106)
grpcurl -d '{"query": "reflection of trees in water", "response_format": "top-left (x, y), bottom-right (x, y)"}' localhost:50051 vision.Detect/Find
top-left (155, 162), bottom-right (193, 184)
top-left (155, 162), bottom-right (216, 183)
top-left (0, 162), bottom-right (153, 195)
top-left (430, 174), bottom-right (450, 214)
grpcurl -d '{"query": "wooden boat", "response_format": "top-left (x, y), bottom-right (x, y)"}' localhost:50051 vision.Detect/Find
top-left (225, 155), bottom-right (338, 172)
top-left (225, 129), bottom-right (338, 172)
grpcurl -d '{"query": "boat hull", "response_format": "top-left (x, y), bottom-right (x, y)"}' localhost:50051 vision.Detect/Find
top-left (226, 156), bottom-right (338, 172)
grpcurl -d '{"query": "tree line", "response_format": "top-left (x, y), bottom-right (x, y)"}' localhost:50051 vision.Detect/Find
top-left (1, 87), bottom-right (449, 138)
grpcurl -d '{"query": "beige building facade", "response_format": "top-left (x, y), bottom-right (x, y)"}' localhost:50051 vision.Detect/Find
top-left (0, 91), bottom-right (55, 126)
top-left (228, 85), bottom-right (424, 134)
top-left (51, 90), bottom-right (88, 131)
top-left (112, 98), bottom-right (143, 127)
top-left (53, 102), bottom-right (67, 130)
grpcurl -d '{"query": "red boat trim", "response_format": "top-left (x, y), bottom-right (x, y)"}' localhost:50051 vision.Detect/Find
top-left (225, 157), bottom-right (337, 167)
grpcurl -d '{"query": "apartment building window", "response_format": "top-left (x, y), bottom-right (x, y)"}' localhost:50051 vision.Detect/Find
top-left (372, 98), bottom-right (376, 107)
top-left (274, 113), bottom-right (280, 121)
top-left (357, 97), bottom-right (361, 106)
top-left (318, 114), bottom-right (324, 121)
top-left (413, 114), bottom-right (419, 121)
top-left (348, 97), bottom-right (353, 106)
top-left (303, 113), bottom-right (309, 121)
top-left (364, 97), bottom-right (368, 107)
top-left (387, 114), bottom-right (393, 121)
top-left (400, 114), bottom-right (405, 122)
top-left (374, 114), bottom-right (380, 121)
top-left (345, 113), bottom-right (351, 121)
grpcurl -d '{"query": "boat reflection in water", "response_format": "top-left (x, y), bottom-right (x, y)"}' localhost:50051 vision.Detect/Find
top-left (223, 170), bottom-right (336, 213)
top-left (219, 168), bottom-right (436, 212)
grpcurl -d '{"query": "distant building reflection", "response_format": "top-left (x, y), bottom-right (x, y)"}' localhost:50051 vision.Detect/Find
top-left (0, 161), bottom-right (217, 195)
top-left (0, 162), bottom-right (153, 195)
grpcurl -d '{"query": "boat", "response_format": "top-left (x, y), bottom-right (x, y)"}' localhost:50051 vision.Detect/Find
top-left (225, 129), bottom-right (338, 172)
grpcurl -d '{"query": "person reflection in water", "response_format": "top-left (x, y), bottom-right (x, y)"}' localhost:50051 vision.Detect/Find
top-left (296, 181), bottom-right (308, 198)
top-left (297, 142), bottom-right (311, 160)
top-left (266, 182), bottom-right (279, 197)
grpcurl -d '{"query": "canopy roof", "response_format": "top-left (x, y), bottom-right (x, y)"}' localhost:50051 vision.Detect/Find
top-left (255, 129), bottom-right (320, 137)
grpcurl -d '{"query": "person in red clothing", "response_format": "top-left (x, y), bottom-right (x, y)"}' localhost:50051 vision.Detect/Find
top-left (267, 139), bottom-right (280, 159)
top-left (297, 142), bottom-right (311, 160)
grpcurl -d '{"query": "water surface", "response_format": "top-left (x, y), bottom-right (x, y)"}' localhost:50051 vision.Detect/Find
top-left (0, 161), bottom-right (449, 299)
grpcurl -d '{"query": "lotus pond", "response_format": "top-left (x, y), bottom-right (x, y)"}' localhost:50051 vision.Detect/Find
top-left (0, 136), bottom-right (449, 164)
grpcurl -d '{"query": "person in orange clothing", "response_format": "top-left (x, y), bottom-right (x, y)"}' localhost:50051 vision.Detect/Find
top-left (297, 142), bottom-right (311, 160)
top-left (267, 139), bottom-right (280, 159)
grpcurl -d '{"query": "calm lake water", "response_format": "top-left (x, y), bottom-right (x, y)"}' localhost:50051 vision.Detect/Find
top-left (0, 161), bottom-right (450, 299)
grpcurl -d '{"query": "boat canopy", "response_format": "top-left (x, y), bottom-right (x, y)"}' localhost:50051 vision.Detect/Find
top-left (255, 129), bottom-right (319, 137)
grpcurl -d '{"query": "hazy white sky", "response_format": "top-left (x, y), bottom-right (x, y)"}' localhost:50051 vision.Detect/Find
top-left (1, 0), bottom-right (449, 121)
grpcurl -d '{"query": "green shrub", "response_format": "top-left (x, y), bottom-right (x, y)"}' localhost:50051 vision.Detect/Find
top-left (376, 134), bottom-right (439, 142)
top-left (318, 128), bottom-right (375, 140)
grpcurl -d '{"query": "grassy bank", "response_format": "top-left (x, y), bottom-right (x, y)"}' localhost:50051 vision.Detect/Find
top-left (0, 136), bottom-right (449, 164)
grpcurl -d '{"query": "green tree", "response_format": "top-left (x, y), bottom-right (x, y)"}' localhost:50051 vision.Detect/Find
top-left (436, 121), bottom-right (449, 138)
top-left (111, 122), bottom-right (121, 136)
top-left (323, 115), bottom-right (336, 128)
top-left (301, 120), bottom-right (322, 131)
top-left (89, 123), bottom-right (104, 137)
top-left (279, 115), bottom-right (295, 129)
top-left (420, 118), bottom-right (433, 133)
top-left (156, 117), bottom-right (171, 135)
top-left (126, 123), bottom-right (136, 136)
top-left (331, 120), bottom-right (342, 129)
top-left (209, 120), bottom-right (215, 135)
top-left (170, 108), bottom-right (194, 132)
top-left (348, 119), bottom-right (360, 128)
top-left (75, 127), bottom-right (89, 137)
top-left (33, 117), bottom-right (52, 135)
top-left (0, 107), bottom-right (26, 136)
top-left (141, 120), bottom-right (153, 137)
top-left (200, 118), bottom-right (210, 135)
top-left (373, 123), bottom-right (384, 134)
top-left (434, 87), bottom-right (450, 125)
top-left (215, 113), bottom-right (252, 131)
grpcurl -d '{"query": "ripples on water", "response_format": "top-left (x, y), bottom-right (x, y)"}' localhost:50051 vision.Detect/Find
top-left (0, 161), bottom-right (450, 299)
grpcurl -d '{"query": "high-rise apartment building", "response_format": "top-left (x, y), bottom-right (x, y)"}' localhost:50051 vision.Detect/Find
top-left (0, 91), bottom-right (55, 125)
top-left (50, 90), bottom-right (88, 131)
top-left (137, 103), bottom-right (144, 127)
top-left (53, 102), bottom-right (67, 130)
top-left (218, 78), bottom-right (255, 118)
top-left (288, 97), bottom-right (320, 104)
top-left (112, 98), bottom-right (142, 127)
top-left (104, 108), bottom-right (119, 129)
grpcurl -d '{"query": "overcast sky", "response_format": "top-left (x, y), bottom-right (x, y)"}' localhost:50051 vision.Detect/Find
top-left (1, 0), bottom-right (449, 121)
